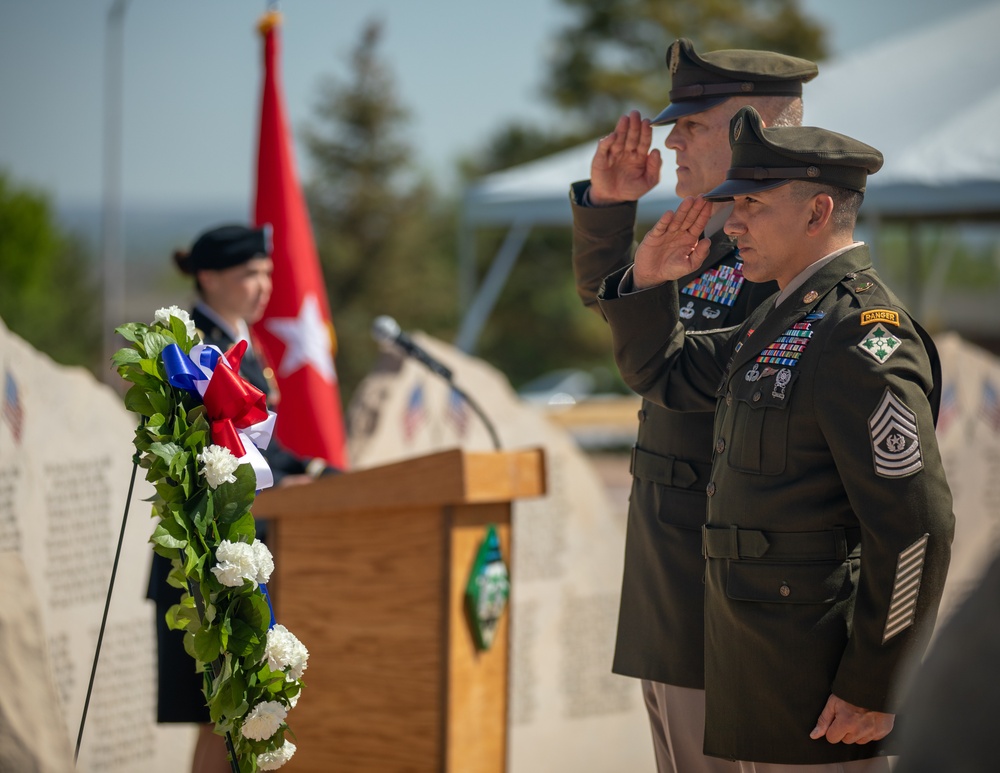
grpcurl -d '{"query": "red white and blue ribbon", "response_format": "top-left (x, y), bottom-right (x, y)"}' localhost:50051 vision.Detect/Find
top-left (162, 341), bottom-right (276, 490)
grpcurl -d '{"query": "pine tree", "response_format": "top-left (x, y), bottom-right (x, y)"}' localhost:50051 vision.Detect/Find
top-left (303, 20), bottom-right (456, 402)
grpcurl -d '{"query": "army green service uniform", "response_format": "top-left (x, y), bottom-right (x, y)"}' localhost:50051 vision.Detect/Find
top-left (572, 184), bottom-right (775, 688)
top-left (571, 41), bottom-right (817, 773)
top-left (597, 109), bottom-right (955, 766)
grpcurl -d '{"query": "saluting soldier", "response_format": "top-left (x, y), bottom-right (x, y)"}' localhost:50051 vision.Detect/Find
top-left (597, 107), bottom-right (954, 770)
top-left (570, 40), bottom-right (816, 772)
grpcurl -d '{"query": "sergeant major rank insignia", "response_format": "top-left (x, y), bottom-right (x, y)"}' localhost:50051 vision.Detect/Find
top-left (869, 388), bottom-right (923, 478)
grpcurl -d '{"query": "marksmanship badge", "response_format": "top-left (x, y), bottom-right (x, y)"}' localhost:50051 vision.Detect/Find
top-left (859, 323), bottom-right (901, 364)
top-left (869, 388), bottom-right (923, 478)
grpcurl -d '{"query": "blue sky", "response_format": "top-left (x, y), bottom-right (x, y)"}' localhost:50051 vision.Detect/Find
top-left (0, 0), bottom-right (993, 211)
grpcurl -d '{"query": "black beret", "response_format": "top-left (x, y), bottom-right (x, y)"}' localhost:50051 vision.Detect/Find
top-left (704, 107), bottom-right (884, 201)
top-left (650, 38), bottom-right (818, 125)
top-left (187, 224), bottom-right (272, 272)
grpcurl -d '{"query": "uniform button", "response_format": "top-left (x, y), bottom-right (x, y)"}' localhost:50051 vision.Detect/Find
top-left (716, 438), bottom-right (726, 453)
top-left (726, 391), bottom-right (733, 406)
top-left (779, 584), bottom-right (791, 597)
top-left (752, 391), bottom-right (762, 402)
top-left (706, 482), bottom-right (716, 496)
top-left (638, 409), bottom-right (646, 422)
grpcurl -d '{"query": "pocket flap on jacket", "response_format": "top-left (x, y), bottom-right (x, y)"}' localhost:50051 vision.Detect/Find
top-left (726, 560), bottom-right (853, 604)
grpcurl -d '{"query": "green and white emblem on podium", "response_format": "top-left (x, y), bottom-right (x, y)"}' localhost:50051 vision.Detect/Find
top-left (465, 525), bottom-right (510, 651)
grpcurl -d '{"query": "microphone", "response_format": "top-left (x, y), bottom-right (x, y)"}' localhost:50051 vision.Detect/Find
top-left (370, 315), bottom-right (501, 450)
top-left (371, 315), bottom-right (454, 381)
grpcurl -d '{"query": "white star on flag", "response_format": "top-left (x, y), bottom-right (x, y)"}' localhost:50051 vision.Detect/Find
top-left (264, 294), bottom-right (336, 383)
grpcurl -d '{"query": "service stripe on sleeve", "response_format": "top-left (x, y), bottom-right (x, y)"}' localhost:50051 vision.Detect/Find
top-left (882, 534), bottom-right (929, 643)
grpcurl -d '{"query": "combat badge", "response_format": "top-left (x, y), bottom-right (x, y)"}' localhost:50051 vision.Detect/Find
top-left (859, 323), bottom-right (901, 364)
top-left (869, 388), bottom-right (923, 478)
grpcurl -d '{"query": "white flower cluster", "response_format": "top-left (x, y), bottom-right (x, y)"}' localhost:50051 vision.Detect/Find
top-left (211, 539), bottom-right (274, 588)
top-left (153, 305), bottom-right (197, 338)
top-left (240, 699), bottom-right (287, 741)
top-left (197, 445), bottom-right (240, 489)
top-left (265, 624), bottom-right (309, 682)
top-left (257, 740), bottom-right (297, 770)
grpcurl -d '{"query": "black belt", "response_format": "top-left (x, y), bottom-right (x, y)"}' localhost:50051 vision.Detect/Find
top-left (630, 446), bottom-right (712, 490)
top-left (702, 524), bottom-right (861, 561)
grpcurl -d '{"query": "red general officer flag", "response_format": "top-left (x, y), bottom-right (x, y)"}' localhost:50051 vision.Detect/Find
top-left (251, 11), bottom-right (349, 469)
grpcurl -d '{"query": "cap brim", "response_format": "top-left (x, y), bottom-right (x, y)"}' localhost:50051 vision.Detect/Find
top-left (650, 96), bottom-right (730, 125)
top-left (703, 177), bottom-right (790, 201)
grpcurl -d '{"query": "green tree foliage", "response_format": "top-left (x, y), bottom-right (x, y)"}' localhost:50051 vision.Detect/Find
top-left (464, 0), bottom-right (828, 178)
top-left (303, 21), bottom-right (456, 402)
top-left (0, 171), bottom-right (101, 371)
top-left (546, 0), bottom-right (828, 133)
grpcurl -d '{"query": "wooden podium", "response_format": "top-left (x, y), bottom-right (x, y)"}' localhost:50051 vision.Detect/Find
top-left (253, 448), bottom-right (546, 772)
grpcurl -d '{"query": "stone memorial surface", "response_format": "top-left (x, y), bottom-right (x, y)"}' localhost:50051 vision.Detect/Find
top-left (0, 316), bottom-right (195, 773)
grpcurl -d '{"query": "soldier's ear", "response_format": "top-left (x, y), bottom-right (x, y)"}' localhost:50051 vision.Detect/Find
top-left (805, 192), bottom-right (834, 235)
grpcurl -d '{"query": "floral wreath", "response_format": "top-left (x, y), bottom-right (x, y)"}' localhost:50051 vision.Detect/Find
top-left (114, 307), bottom-right (307, 772)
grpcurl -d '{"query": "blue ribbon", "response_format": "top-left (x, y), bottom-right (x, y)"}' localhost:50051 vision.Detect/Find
top-left (162, 343), bottom-right (203, 394)
top-left (260, 583), bottom-right (277, 629)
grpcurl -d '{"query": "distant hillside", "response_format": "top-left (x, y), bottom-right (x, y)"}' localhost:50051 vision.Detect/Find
top-left (56, 199), bottom-right (249, 271)
top-left (55, 199), bottom-right (251, 322)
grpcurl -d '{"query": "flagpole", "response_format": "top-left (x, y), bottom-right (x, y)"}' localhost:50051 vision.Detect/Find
top-left (100, 0), bottom-right (129, 384)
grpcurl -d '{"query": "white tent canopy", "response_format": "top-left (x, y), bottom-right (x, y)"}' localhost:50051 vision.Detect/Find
top-left (456, 1), bottom-right (1000, 350)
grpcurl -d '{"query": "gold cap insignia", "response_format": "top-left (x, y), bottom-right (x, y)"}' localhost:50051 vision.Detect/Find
top-left (669, 42), bottom-right (680, 75)
top-left (733, 116), bottom-right (744, 142)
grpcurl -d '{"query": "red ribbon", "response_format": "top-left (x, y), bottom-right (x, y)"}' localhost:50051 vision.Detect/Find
top-left (201, 341), bottom-right (270, 458)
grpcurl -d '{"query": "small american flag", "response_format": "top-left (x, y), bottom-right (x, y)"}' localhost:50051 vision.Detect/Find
top-left (936, 382), bottom-right (958, 436)
top-left (403, 383), bottom-right (426, 442)
top-left (981, 379), bottom-right (1000, 433)
top-left (446, 387), bottom-right (469, 438)
top-left (3, 370), bottom-right (24, 443)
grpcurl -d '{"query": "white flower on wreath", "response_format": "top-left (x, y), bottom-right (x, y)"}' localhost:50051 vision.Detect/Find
top-left (252, 539), bottom-right (274, 586)
top-left (265, 624), bottom-right (309, 682)
top-left (240, 699), bottom-right (287, 741)
top-left (197, 445), bottom-right (240, 489)
top-left (211, 539), bottom-right (274, 588)
top-left (257, 739), bottom-right (297, 770)
top-left (153, 305), bottom-right (196, 338)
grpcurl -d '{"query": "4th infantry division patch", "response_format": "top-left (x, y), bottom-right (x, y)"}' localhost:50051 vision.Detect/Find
top-left (859, 323), bottom-right (901, 364)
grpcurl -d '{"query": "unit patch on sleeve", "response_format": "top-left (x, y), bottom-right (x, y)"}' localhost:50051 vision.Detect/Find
top-left (861, 309), bottom-right (900, 327)
top-left (869, 388), bottom-right (923, 478)
top-left (858, 323), bottom-right (901, 364)
top-left (882, 534), bottom-right (929, 643)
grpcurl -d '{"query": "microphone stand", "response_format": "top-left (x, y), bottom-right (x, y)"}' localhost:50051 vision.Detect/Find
top-left (448, 380), bottom-right (501, 451)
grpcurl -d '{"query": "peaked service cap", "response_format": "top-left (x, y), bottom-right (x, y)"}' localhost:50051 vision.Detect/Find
top-left (704, 106), bottom-right (884, 201)
top-left (650, 38), bottom-right (818, 125)
top-left (187, 224), bottom-right (273, 272)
